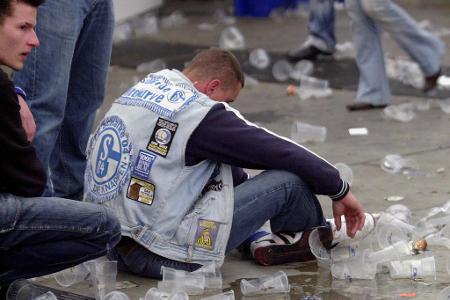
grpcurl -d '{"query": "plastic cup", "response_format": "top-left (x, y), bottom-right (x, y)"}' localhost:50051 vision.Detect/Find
top-left (272, 60), bottom-right (293, 82)
top-left (289, 60), bottom-right (314, 80)
top-left (200, 290), bottom-right (235, 300)
top-left (103, 291), bottom-right (130, 300)
top-left (385, 204), bottom-right (412, 224)
top-left (298, 76), bottom-right (332, 100)
top-left (383, 105), bottom-right (416, 122)
top-left (249, 48), bottom-right (270, 70)
top-left (6, 280), bottom-right (56, 300)
top-left (437, 286), bottom-right (450, 300)
top-left (331, 258), bottom-right (377, 280)
top-left (291, 121), bottom-right (327, 144)
top-left (54, 262), bottom-right (90, 287)
top-left (376, 213), bottom-right (415, 248)
top-left (145, 288), bottom-right (188, 300)
top-left (389, 256), bottom-right (436, 280)
top-left (159, 266), bottom-right (205, 295)
top-left (308, 227), bottom-right (332, 269)
top-left (219, 26), bottom-right (245, 50)
top-left (86, 260), bottom-right (118, 300)
top-left (192, 263), bottom-right (222, 289)
top-left (334, 163), bottom-right (353, 186)
top-left (380, 154), bottom-right (406, 173)
top-left (240, 271), bottom-right (290, 296)
top-left (364, 240), bottom-right (410, 264)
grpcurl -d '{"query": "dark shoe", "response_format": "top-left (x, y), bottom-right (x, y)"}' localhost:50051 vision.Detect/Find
top-left (287, 45), bottom-right (333, 62)
top-left (423, 69), bottom-right (441, 93)
top-left (250, 227), bottom-right (333, 266)
top-left (346, 102), bottom-right (388, 111)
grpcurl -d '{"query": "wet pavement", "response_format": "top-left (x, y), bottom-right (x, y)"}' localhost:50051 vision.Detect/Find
top-left (35, 0), bottom-right (450, 299)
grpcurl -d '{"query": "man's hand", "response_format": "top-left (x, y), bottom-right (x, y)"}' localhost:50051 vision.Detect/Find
top-left (17, 95), bottom-right (36, 142)
top-left (332, 191), bottom-right (365, 238)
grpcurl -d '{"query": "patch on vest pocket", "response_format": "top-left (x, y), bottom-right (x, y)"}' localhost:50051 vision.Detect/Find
top-left (147, 117), bottom-right (178, 157)
top-left (132, 150), bottom-right (156, 179)
top-left (194, 219), bottom-right (220, 251)
top-left (126, 177), bottom-right (155, 205)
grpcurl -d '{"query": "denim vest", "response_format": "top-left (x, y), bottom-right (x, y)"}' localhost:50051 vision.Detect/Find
top-left (84, 70), bottom-right (234, 265)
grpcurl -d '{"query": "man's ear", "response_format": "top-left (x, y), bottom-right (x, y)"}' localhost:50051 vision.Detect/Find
top-left (205, 79), bottom-right (220, 96)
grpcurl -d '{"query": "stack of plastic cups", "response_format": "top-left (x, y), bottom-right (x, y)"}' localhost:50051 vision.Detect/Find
top-left (158, 266), bottom-right (205, 296)
top-left (200, 290), bottom-right (234, 300)
top-left (54, 262), bottom-right (90, 287)
top-left (308, 227), bottom-right (332, 269)
top-left (86, 260), bottom-right (118, 300)
top-left (388, 256), bottom-right (436, 280)
top-left (240, 271), bottom-right (290, 296)
top-left (6, 280), bottom-right (57, 300)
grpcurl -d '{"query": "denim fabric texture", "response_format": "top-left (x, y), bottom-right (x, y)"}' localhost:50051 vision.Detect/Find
top-left (0, 194), bottom-right (121, 284)
top-left (346, 0), bottom-right (445, 105)
top-left (114, 170), bottom-right (326, 278)
top-left (13, 0), bottom-right (115, 199)
top-left (308, 0), bottom-right (336, 52)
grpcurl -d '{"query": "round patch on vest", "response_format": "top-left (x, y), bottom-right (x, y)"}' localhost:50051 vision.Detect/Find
top-left (86, 116), bottom-right (132, 202)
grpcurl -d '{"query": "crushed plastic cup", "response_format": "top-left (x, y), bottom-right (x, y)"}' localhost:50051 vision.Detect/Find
top-left (385, 204), bottom-right (412, 224)
top-left (249, 48), bottom-right (270, 70)
top-left (334, 163), bottom-right (353, 186)
top-left (308, 227), bottom-right (332, 268)
top-left (298, 76), bottom-right (332, 100)
top-left (219, 26), bottom-right (245, 50)
top-left (103, 291), bottom-right (130, 300)
top-left (240, 271), bottom-right (290, 296)
top-left (289, 60), bottom-right (314, 80)
top-left (86, 260), bottom-right (118, 300)
top-left (6, 279), bottom-right (56, 300)
top-left (389, 256), bottom-right (436, 280)
top-left (383, 105), bottom-right (416, 122)
top-left (159, 266), bottom-right (205, 295)
top-left (136, 59), bottom-right (167, 74)
top-left (200, 290), bottom-right (235, 300)
top-left (291, 121), bottom-right (327, 144)
top-left (272, 60), bottom-right (293, 82)
top-left (380, 154), bottom-right (419, 174)
top-left (54, 262), bottom-right (90, 287)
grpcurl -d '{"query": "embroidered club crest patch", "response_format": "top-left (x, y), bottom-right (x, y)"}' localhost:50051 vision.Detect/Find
top-left (147, 118), bottom-right (178, 157)
top-left (86, 116), bottom-right (132, 202)
top-left (194, 219), bottom-right (220, 251)
top-left (126, 177), bottom-right (155, 205)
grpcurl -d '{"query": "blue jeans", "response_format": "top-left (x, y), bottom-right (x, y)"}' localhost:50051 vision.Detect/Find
top-left (0, 194), bottom-right (121, 284)
top-left (308, 0), bottom-right (336, 52)
top-left (346, 0), bottom-right (445, 105)
top-left (114, 170), bottom-right (326, 278)
top-left (13, 0), bottom-right (114, 199)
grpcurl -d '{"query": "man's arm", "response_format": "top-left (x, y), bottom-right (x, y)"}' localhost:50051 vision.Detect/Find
top-left (16, 92), bottom-right (36, 142)
top-left (186, 103), bottom-right (348, 199)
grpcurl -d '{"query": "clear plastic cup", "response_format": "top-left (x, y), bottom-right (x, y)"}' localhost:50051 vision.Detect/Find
top-left (6, 280), bottom-right (56, 300)
top-left (103, 291), bottom-right (130, 300)
top-left (240, 271), bottom-right (290, 296)
top-left (364, 240), bottom-right (411, 264)
top-left (298, 76), bottom-right (332, 100)
top-left (145, 288), bottom-right (189, 300)
top-left (200, 290), bottom-right (235, 300)
top-left (54, 262), bottom-right (90, 287)
top-left (385, 204), bottom-right (412, 224)
top-left (334, 163), bottom-right (353, 186)
top-left (427, 225), bottom-right (450, 249)
top-left (249, 48), bottom-right (270, 70)
top-left (415, 214), bottom-right (450, 237)
top-left (383, 105), bottom-right (416, 122)
top-left (376, 213), bottom-right (416, 248)
top-left (272, 60), bottom-right (293, 82)
top-left (380, 154), bottom-right (407, 173)
top-left (437, 286), bottom-right (450, 300)
top-left (86, 260), bottom-right (118, 300)
top-left (159, 266), bottom-right (205, 295)
top-left (219, 26), bottom-right (245, 50)
top-left (308, 227), bottom-right (332, 269)
top-left (289, 60), bottom-right (314, 80)
top-left (389, 256), bottom-right (436, 280)
top-left (330, 242), bottom-right (364, 262)
top-left (331, 258), bottom-right (377, 280)
top-left (192, 263), bottom-right (222, 289)
top-left (290, 121), bottom-right (327, 144)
